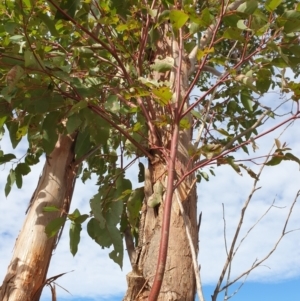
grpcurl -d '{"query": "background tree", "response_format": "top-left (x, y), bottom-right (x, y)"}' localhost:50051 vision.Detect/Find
top-left (0, 0), bottom-right (300, 300)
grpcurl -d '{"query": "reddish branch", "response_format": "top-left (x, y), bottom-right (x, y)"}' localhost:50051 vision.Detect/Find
top-left (175, 110), bottom-right (300, 191)
top-left (47, 0), bottom-right (130, 82)
top-left (148, 28), bottom-right (185, 300)
top-left (148, 122), bottom-right (180, 301)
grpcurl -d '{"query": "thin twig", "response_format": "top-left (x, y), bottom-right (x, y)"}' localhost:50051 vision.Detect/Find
top-left (233, 197), bottom-right (275, 258)
top-left (212, 143), bottom-right (271, 301)
top-left (222, 204), bottom-right (229, 257)
top-left (224, 259), bottom-right (255, 301)
top-left (213, 123), bottom-right (300, 300)
top-left (220, 190), bottom-right (300, 293)
top-left (222, 204), bottom-right (231, 299)
top-left (194, 85), bottom-right (219, 148)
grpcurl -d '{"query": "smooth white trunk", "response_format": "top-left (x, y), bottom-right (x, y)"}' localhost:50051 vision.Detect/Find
top-left (0, 134), bottom-right (77, 301)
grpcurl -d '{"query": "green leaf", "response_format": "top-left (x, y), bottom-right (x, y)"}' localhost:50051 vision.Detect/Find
top-left (199, 171), bottom-right (209, 181)
top-left (0, 116), bottom-right (7, 129)
top-left (81, 168), bottom-right (91, 183)
top-left (147, 181), bottom-right (164, 208)
top-left (223, 28), bottom-right (244, 41)
top-left (8, 121), bottom-right (21, 148)
top-left (115, 172), bottom-right (132, 202)
top-left (169, 10), bottom-right (189, 30)
top-left (0, 153), bottom-right (16, 165)
top-left (25, 151), bottom-right (42, 166)
top-left (55, 0), bottom-right (81, 20)
top-left (42, 111), bottom-right (61, 154)
top-left (74, 129), bottom-right (92, 160)
top-left (90, 192), bottom-right (106, 228)
top-left (237, 1), bottom-right (258, 15)
top-left (240, 90), bottom-right (253, 112)
top-left (266, 151), bottom-right (284, 166)
top-left (43, 206), bottom-right (60, 212)
top-left (16, 125), bottom-right (28, 140)
top-left (237, 20), bottom-right (249, 30)
top-left (45, 217), bottom-right (65, 238)
top-left (87, 218), bottom-right (123, 268)
top-left (283, 153), bottom-right (300, 166)
top-left (69, 100), bottom-right (88, 115)
top-left (216, 128), bottom-right (230, 137)
top-left (196, 7), bottom-right (213, 27)
top-left (226, 100), bottom-right (238, 115)
top-left (150, 57), bottom-right (174, 72)
top-left (38, 12), bottom-right (58, 36)
top-left (152, 86), bottom-right (172, 105)
top-left (200, 144), bottom-right (223, 159)
top-left (32, 90), bottom-right (61, 114)
top-left (5, 169), bottom-right (16, 197)
top-left (127, 187), bottom-right (144, 228)
top-left (179, 117), bottom-right (191, 130)
top-left (6, 65), bottom-right (25, 92)
top-left (105, 95), bottom-right (120, 113)
top-left (240, 164), bottom-right (259, 180)
top-left (70, 222), bottom-right (81, 256)
top-left (68, 208), bottom-right (81, 221)
top-left (279, 11), bottom-right (300, 33)
top-left (227, 157), bottom-right (242, 176)
top-left (138, 162), bottom-right (145, 183)
top-left (9, 35), bottom-right (24, 42)
top-left (24, 50), bottom-right (40, 68)
top-left (23, 0), bottom-right (32, 8)
top-left (191, 110), bottom-right (201, 119)
top-left (106, 200), bottom-right (124, 226)
top-left (74, 214), bottom-right (89, 224)
top-left (189, 22), bottom-right (201, 35)
top-left (15, 162), bottom-right (31, 175)
top-left (4, 180), bottom-right (11, 197)
top-left (87, 218), bottom-right (106, 245)
top-left (108, 230), bottom-right (123, 268)
top-left (83, 108), bottom-right (109, 145)
top-left (66, 114), bottom-right (82, 134)
top-left (196, 47), bottom-right (214, 61)
top-left (15, 171), bottom-right (22, 189)
top-left (109, 0), bottom-right (131, 17)
top-left (256, 68), bottom-right (272, 93)
top-left (265, 0), bottom-right (282, 12)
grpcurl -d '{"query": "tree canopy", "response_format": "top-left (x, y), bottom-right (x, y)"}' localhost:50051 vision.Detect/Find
top-left (0, 0), bottom-right (300, 299)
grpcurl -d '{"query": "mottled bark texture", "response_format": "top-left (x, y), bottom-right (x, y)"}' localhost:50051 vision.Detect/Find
top-left (0, 134), bottom-right (77, 301)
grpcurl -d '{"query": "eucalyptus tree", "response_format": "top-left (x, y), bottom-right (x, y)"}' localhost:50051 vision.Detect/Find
top-left (0, 0), bottom-right (300, 300)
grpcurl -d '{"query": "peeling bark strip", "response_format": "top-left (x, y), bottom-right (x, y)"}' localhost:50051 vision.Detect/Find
top-left (0, 134), bottom-right (77, 301)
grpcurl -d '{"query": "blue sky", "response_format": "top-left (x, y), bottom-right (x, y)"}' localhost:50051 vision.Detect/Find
top-left (40, 279), bottom-right (300, 301)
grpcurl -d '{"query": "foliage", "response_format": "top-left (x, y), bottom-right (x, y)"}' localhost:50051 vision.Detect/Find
top-left (0, 0), bottom-right (300, 271)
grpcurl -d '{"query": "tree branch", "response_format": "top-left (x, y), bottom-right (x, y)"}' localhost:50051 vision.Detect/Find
top-left (212, 145), bottom-right (270, 301)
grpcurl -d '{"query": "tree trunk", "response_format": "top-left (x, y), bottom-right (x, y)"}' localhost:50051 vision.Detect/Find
top-left (128, 164), bottom-right (197, 301)
top-left (124, 24), bottom-right (198, 300)
top-left (0, 134), bottom-right (77, 301)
